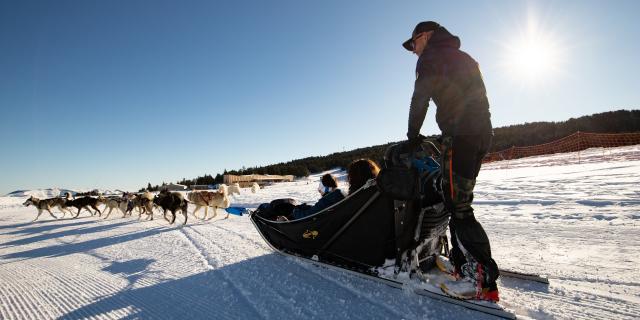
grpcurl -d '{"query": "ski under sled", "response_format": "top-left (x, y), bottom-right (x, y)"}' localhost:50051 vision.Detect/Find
top-left (499, 269), bottom-right (549, 284)
top-left (433, 252), bottom-right (549, 285)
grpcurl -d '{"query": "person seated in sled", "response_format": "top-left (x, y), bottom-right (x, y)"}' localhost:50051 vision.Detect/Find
top-left (286, 173), bottom-right (346, 220)
top-left (347, 159), bottom-right (381, 195)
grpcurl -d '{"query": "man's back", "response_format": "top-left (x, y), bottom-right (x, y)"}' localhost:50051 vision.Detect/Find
top-left (418, 28), bottom-right (493, 136)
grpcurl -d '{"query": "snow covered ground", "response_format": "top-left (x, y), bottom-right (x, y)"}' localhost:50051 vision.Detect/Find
top-left (1, 145), bottom-right (639, 319)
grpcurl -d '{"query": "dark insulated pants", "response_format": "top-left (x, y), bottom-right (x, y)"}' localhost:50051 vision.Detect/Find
top-left (440, 134), bottom-right (499, 289)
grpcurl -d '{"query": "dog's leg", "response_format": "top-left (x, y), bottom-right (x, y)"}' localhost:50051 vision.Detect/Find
top-left (169, 211), bottom-right (177, 224)
top-left (191, 205), bottom-right (200, 220)
top-left (47, 208), bottom-right (58, 219)
top-left (82, 206), bottom-right (93, 216)
top-left (92, 205), bottom-right (101, 217)
top-left (54, 205), bottom-right (65, 218)
top-left (55, 206), bottom-right (63, 218)
top-left (206, 207), bottom-right (217, 221)
top-left (146, 205), bottom-right (151, 219)
top-left (33, 209), bottom-right (44, 222)
top-left (125, 203), bottom-right (132, 217)
top-left (182, 208), bottom-right (188, 225)
top-left (62, 207), bottom-right (73, 218)
top-left (104, 207), bottom-right (113, 219)
top-left (73, 207), bottom-right (81, 218)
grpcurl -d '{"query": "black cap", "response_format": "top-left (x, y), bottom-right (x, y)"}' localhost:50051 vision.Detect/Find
top-left (402, 21), bottom-right (441, 51)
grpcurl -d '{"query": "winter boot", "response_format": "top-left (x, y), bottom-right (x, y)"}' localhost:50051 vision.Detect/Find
top-left (435, 255), bottom-right (456, 279)
top-left (440, 257), bottom-right (499, 302)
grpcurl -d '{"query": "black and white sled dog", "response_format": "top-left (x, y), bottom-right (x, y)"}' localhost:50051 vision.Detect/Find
top-left (126, 192), bottom-right (155, 220)
top-left (153, 190), bottom-right (188, 225)
top-left (66, 196), bottom-right (104, 218)
top-left (23, 196), bottom-right (74, 221)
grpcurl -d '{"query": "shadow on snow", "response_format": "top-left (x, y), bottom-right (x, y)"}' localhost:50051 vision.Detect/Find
top-left (58, 254), bottom-right (481, 320)
top-left (1, 226), bottom-right (173, 262)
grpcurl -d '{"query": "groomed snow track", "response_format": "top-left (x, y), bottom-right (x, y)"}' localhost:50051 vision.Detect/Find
top-left (0, 145), bottom-right (639, 319)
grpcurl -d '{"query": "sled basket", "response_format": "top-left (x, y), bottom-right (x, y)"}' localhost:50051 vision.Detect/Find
top-left (251, 180), bottom-right (396, 268)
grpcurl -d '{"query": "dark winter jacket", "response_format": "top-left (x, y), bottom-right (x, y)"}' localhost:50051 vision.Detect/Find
top-left (407, 27), bottom-right (493, 138)
top-left (291, 189), bottom-right (346, 220)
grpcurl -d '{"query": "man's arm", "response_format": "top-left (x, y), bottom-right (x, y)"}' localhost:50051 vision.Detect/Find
top-left (407, 61), bottom-right (434, 139)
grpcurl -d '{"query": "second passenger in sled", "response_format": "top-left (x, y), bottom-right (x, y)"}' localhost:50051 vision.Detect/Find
top-left (284, 173), bottom-right (346, 220)
top-left (346, 159), bottom-right (380, 195)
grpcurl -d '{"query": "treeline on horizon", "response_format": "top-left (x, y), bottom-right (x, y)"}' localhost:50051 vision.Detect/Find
top-left (142, 109), bottom-right (639, 191)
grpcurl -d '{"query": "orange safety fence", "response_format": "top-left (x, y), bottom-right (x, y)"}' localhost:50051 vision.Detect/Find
top-left (483, 131), bottom-right (640, 163)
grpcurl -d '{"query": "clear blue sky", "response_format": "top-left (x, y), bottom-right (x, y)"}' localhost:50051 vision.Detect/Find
top-left (1, 0), bottom-right (638, 194)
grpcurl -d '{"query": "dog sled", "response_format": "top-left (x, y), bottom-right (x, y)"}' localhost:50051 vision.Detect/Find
top-left (251, 138), bottom-right (448, 271)
top-left (250, 139), bottom-right (522, 319)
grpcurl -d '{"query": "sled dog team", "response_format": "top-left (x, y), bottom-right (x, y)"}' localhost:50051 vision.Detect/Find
top-left (21, 183), bottom-right (246, 224)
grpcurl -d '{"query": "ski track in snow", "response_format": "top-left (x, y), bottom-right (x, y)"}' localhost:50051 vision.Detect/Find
top-left (0, 145), bottom-right (639, 319)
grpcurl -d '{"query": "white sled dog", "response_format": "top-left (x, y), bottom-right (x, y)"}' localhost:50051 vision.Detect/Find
top-left (251, 182), bottom-right (260, 193)
top-left (225, 183), bottom-right (241, 196)
top-left (187, 188), bottom-right (231, 220)
top-left (22, 196), bottom-right (73, 221)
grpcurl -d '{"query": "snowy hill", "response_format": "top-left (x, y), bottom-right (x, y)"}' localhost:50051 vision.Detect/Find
top-left (6, 188), bottom-right (76, 199)
top-left (0, 145), bottom-right (639, 319)
top-left (5, 188), bottom-right (128, 200)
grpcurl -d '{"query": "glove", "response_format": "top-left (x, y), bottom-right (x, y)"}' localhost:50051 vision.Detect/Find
top-left (407, 134), bottom-right (426, 151)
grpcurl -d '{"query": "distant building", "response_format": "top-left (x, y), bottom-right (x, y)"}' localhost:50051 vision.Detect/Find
top-left (223, 174), bottom-right (294, 187)
top-left (162, 183), bottom-right (187, 191)
top-left (190, 185), bottom-right (215, 191)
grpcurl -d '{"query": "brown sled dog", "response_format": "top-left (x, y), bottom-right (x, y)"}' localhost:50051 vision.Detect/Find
top-left (23, 196), bottom-right (73, 221)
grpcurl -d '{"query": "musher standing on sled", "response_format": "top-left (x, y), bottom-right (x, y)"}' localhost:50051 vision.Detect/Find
top-left (403, 21), bottom-right (499, 301)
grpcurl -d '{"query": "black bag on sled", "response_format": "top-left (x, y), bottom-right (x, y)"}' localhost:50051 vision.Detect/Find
top-left (250, 138), bottom-right (450, 272)
top-left (254, 198), bottom-right (298, 220)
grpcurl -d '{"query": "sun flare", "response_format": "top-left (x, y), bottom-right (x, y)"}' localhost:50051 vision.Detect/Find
top-left (501, 18), bottom-right (565, 84)
top-left (510, 40), bottom-right (555, 75)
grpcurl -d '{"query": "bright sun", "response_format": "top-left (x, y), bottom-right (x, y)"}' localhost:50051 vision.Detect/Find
top-left (502, 23), bottom-right (564, 84)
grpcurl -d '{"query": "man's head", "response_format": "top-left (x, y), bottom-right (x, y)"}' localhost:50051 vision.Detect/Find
top-left (402, 21), bottom-right (441, 56)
